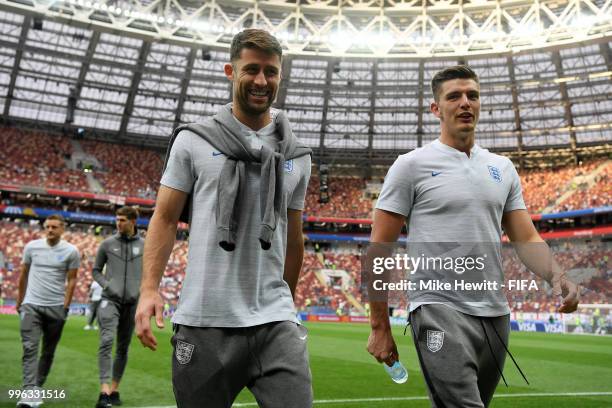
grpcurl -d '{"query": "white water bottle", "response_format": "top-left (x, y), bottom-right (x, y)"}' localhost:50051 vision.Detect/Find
top-left (384, 360), bottom-right (409, 384)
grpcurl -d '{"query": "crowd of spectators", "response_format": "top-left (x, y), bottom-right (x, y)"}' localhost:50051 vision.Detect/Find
top-left (294, 250), bottom-right (364, 314)
top-left (80, 140), bottom-right (163, 199)
top-left (1, 127), bottom-right (608, 215)
top-left (292, 241), bottom-right (610, 315)
top-left (520, 160), bottom-right (607, 214)
top-left (303, 160), bottom-right (610, 218)
top-left (305, 177), bottom-right (372, 218)
top-left (159, 239), bottom-right (188, 304)
top-left (293, 253), bottom-right (329, 309)
top-left (302, 161), bottom-right (610, 218)
top-left (0, 128), bottom-right (89, 191)
top-left (553, 162), bottom-right (611, 212)
top-left (0, 220), bottom-right (181, 306)
top-left (0, 220), bottom-right (609, 316)
top-left (502, 241), bottom-right (610, 313)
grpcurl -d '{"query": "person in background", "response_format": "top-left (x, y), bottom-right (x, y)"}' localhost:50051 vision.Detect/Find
top-left (92, 206), bottom-right (144, 408)
top-left (84, 280), bottom-right (103, 330)
top-left (16, 214), bottom-right (80, 408)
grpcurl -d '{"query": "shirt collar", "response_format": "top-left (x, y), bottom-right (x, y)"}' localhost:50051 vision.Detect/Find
top-left (432, 138), bottom-right (481, 157)
top-left (231, 108), bottom-right (278, 139)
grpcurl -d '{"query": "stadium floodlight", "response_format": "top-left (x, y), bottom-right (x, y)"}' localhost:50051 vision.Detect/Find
top-left (329, 30), bottom-right (354, 53)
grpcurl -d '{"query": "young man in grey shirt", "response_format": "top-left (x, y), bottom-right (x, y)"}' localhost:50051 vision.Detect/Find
top-left (135, 29), bottom-right (312, 408)
top-left (367, 66), bottom-right (580, 407)
top-left (16, 215), bottom-right (80, 408)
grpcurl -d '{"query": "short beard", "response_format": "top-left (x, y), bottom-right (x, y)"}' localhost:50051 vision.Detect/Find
top-left (237, 96), bottom-right (271, 115)
top-left (235, 82), bottom-right (274, 115)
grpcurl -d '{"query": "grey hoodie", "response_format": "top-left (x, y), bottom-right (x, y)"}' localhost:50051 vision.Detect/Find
top-left (163, 104), bottom-right (312, 251)
top-left (92, 233), bottom-right (144, 304)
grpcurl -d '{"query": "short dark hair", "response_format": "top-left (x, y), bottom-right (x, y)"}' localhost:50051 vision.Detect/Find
top-left (229, 29), bottom-right (282, 62)
top-left (45, 214), bottom-right (65, 225)
top-left (431, 65), bottom-right (479, 101)
top-left (116, 206), bottom-right (139, 220)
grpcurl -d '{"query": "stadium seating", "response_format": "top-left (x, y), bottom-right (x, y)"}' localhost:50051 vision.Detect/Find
top-left (0, 220), bottom-right (180, 305)
top-left (305, 177), bottom-right (372, 218)
top-left (520, 160), bottom-right (607, 214)
top-left (80, 140), bottom-right (163, 198)
top-left (291, 241), bottom-right (611, 314)
top-left (1, 127), bottom-right (609, 215)
top-left (553, 162), bottom-right (611, 212)
top-left (159, 239), bottom-right (188, 304)
top-left (0, 128), bottom-right (89, 191)
top-left (0, 220), bottom-right (609, 313)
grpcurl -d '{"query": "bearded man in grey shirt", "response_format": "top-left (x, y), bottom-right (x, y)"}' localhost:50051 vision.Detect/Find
top-left (366, 66), bottom-right (580, 407)
top-left (135, 29), bottom-right (312, 408)
top-left (16, 215), bottom-right (80, 408)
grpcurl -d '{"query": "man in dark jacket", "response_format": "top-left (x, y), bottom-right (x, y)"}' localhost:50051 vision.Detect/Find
top-left (92, 206), bottom-right (144, 408)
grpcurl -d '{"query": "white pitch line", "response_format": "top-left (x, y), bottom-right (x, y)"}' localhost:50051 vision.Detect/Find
top-left (138, 391), bottom-right (612, 408)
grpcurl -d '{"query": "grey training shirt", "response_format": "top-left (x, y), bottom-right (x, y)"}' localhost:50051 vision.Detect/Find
top-left (22, 239), bottom-right (80, 306)
top-left (161, 113), bottom-right (311, 327)
top-left (376, 139), bottom-right (526, 316)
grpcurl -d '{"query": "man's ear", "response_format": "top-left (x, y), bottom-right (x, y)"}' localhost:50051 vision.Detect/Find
top-left (224, 63), bottom-right (234, 81)
top-left (430, 101), bottom-right (441, 119)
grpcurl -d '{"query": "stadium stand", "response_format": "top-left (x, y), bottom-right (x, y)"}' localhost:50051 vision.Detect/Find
top-left (0, 220), bottom-right (184, 306)
top-left (519, 161), bottom-right (601, 214)
top-left (292, 241), bottom-right (611, 315)
top-left (305, 177), bottom-right (373, 218)
top-left (554, 162), bottom-right (611, 212)
top-left (80, 139), bottom-right (163, 198)
top-left (0, 210), bottom-right (609, 327)
top-left (1, 127), bottom-right (609, 217)
top-left (0, 127), bottom-right (89, 192)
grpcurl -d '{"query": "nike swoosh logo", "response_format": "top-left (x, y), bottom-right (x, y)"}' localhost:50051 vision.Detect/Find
top-left (431, 171), bottom-right (442, 177)
top-left (212, 151), bottom-right (223, 157)
top-left (299, 335), bottom-right (308, 340)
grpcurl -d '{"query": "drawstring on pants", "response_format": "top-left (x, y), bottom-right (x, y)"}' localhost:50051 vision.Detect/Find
top-left (480, 318), bottom-right (529, 387)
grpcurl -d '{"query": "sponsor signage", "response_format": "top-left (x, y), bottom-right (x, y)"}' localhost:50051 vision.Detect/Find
top-left (510, 320), bottom-right (566, 333)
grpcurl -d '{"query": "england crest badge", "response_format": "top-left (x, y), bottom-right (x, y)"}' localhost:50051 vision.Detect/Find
top-left (487, 165), bottom-right (502, 183)
top-left (175, 340), bottom-right (195, 365)
top-left (284, 159), bottom-right (294, 173)
top-left (426, 330), bottom-right (444, 352)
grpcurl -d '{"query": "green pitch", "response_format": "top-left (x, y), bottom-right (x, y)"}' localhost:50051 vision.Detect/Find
top-left (0, 315), bottom-right (611, 407)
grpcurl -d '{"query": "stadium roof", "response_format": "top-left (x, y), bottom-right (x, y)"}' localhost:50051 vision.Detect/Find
top-left (2, 0), bottom-right (611, 58)
top-left (0, 1), bottom-right (610, 167)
